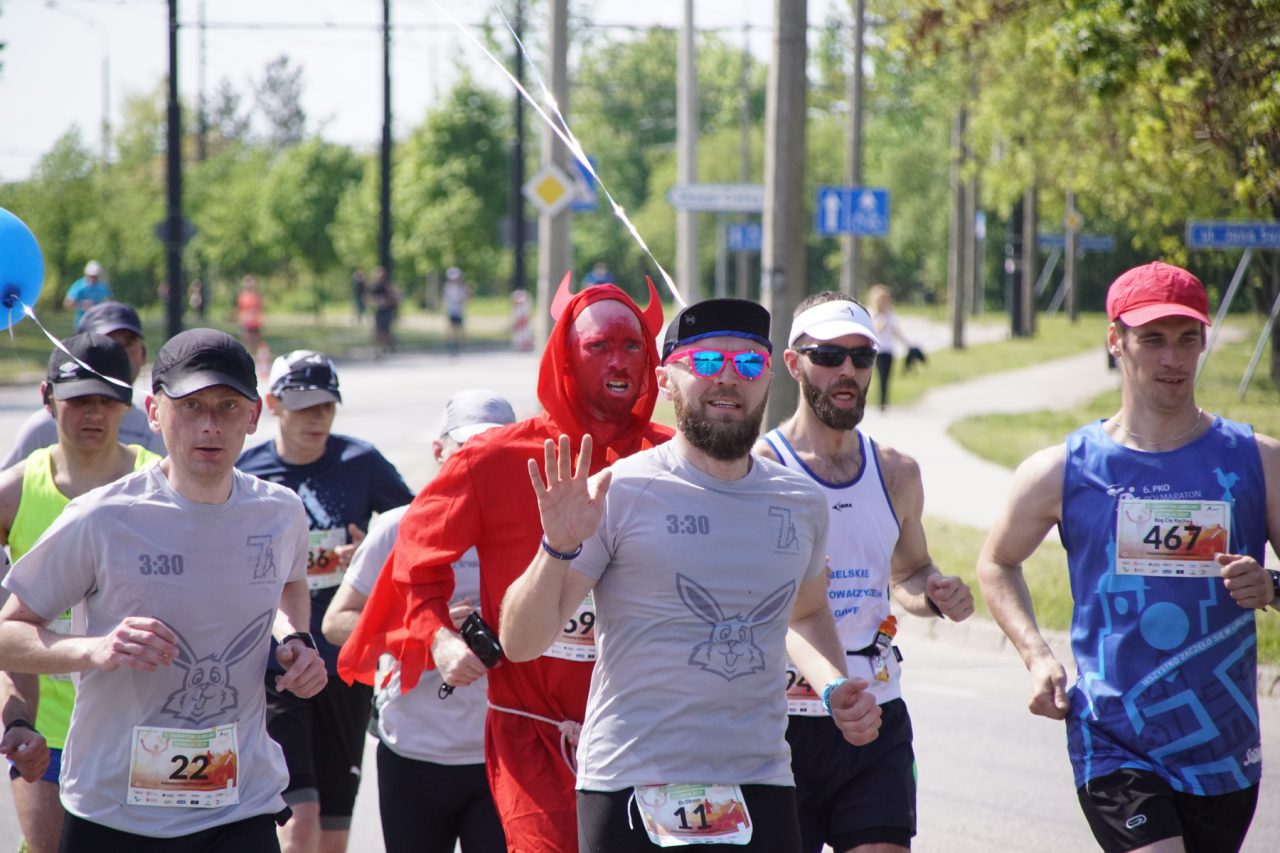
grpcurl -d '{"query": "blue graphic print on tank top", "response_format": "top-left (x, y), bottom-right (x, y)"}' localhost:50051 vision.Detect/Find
top-left (1060, 417), bottom-right (1265, 795)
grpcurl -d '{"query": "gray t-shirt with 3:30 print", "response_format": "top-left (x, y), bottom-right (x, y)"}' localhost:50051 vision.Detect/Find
top-left (3, 465), bottom-right (308, 838)
top-left (571, 442), bottom-right (829, 792)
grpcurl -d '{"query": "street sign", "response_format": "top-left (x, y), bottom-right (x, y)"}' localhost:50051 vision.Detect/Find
top-left (815, 186), bottom-right (890, 237)
top-left (1038, 233), bottom-right (1116, 252)
top-left (523, 163), bottom-right (576, 217)
top-left (570, 156), bottom-right (599, 213)
top-left (1186, 220), bottom-right (1280, 250)
top-left (666, 183), bottom-right (765, 213)
top-left (726, 223), bottom-right (762, 253)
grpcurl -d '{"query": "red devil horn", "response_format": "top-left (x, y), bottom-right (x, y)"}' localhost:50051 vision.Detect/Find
top-left (642, 276), bottom-right (665, 337)
top-left (549, 271), bottom-right (575, 322)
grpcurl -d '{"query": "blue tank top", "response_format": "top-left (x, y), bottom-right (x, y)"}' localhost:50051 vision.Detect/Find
top-left (1060, 416), bottom-right (1265, 795)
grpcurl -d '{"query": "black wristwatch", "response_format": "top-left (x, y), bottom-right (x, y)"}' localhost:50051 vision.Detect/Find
top-left (280, 631), bottom-right (317, 650)
top-left (1269, 570), bottom-right (1280, 608)
top-left (3, 718), bottom-right (35, 735)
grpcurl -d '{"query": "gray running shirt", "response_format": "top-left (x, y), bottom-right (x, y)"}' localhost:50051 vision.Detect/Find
top-left (2, 404), bottom-right (167, 469)
top-left (3, 466), bottom-right (308, 837)
top-left (571, 442), bottom-right (829, 791)
top-left (344, 506), bottom-right (487, 765)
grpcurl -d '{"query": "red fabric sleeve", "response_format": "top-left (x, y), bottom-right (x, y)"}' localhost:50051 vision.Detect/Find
top-left (337, 450), bottom-right (483, 690)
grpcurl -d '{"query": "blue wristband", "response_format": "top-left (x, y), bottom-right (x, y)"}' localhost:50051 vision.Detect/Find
top-left (541, 537), bottom-right (583, 561)
top-left (820, 678), bottom-right (848, 716)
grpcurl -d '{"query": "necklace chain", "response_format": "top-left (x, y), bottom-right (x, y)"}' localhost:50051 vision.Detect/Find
top-left (1116, 408), bottom-right (1204, 447)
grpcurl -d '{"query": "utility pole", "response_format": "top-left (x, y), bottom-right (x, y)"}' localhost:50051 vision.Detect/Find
top-left (676, 0), bottom-right (699, 303)
top-left (196, 0), bottom-right (207, 162)
top-left (839, 0), bottom-right (865, 297)
top-left (762, 0), bottom-right (807, 428)
top-left (1021, 186), bottom-right (1038, 336)
top-left (535, 0), bottom-right (571, 347)
top-left (379, 0), bottom-right (393, 277)
top-left (165, 0), bottom-right (184, 339)
top-left (511, 0), bottom-right (527, 294)
top-left (947, 105), bottom-right (968, 347)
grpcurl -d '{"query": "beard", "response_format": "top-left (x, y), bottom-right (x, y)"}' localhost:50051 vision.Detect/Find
top-left (799, 370), bottom-right (866, 431)
top-left (671, 383), bottom-right (768, 461)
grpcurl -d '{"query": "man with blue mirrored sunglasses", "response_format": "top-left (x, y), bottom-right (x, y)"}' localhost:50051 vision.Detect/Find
top-left (501, 297), bottom-right (883, 852)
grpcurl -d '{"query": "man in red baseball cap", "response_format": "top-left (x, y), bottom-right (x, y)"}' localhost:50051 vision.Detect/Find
top-left (978, 261), bottom-right (1280, 852)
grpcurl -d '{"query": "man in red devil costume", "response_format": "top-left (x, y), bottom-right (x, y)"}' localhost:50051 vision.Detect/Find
top-left (339, 277), bottom-right (672, 852)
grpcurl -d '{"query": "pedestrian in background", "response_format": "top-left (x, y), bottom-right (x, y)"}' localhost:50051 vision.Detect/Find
top-left (867, 285), bottom-right (916, 412)
top-left (63, 261), bottom-right (110, 327)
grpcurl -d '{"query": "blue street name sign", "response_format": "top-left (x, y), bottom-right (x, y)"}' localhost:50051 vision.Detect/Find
top-left (726, 223), bottom-right (762, 253)
top-left (1038, 233), bottom-right (1116, 252)
top-left (1186, 221), bottom-right (1280, 250)
top-left (815, 186), bottom-right (890, 237)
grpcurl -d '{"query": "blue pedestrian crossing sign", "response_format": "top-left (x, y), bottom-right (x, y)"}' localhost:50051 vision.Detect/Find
top-left (815, 186), bottom-right (890, 237)
top-left (726, 223), bottom-right (762, 252)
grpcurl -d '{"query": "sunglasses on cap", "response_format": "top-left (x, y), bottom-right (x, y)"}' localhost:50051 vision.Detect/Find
top-left (273, 362), bottom-right (338, 394)
top-left (796, 345), bottom-right (878, 370)
top-left (669, 348), bottom-right (770, 380)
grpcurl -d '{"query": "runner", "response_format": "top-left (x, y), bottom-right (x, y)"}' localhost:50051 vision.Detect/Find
top-left (977, 262), bottom-right (1280, 852)
top-left (338, 277), bottom-right (672, 853)
top-left (757, 293), bottom-right (974, 853)
top-left (3, 301), bottom-right (166, 467)
top-left (0, 333), bottom-right (163, 853)
top-left (237, 350), bottom-right (413, 853)
top-left (323, 389), bottom-right (517, 853)
top-left (0, 328), bottom-right (326, 851)
top-left (501, 297), bottom-right (883, 852)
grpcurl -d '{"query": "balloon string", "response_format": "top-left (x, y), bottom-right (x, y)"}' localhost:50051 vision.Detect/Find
top-left (433, 1), bottom-right (686, 309)
top-left (6, 300), bottom-right (133, 391)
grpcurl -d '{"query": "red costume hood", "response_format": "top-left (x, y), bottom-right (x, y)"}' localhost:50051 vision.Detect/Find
top-left (536, 277), bottom-right (666, 466)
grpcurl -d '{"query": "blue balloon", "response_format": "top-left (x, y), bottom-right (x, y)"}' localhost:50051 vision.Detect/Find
top-left (0, 207), bottom-right (45, 329)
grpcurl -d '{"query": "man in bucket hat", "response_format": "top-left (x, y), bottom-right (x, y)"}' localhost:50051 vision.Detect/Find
top-left (978, 262), bottom-right (1280, 852)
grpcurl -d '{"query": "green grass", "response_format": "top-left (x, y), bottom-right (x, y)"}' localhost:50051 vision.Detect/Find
top-left (890, 311), bottom-right (1107, 406)
top-left (946, 315), bottom-right (1280, 665)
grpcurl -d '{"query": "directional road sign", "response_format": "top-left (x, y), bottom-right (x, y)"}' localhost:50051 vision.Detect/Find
top-left (523, 163), bottom-right (576, 217)
top-left (570, 156), bottom-right (599, 213)
top-left (815, 186), bottom-right (890, 237)
top-left (1038, 233), bottom-right (1116, 252)
top-left (666, 184), bottom-right (765, 213)
top-left (726, 223), bottom-right (762, 253)
top-left (1186, 220), bottom-right (1280, 250)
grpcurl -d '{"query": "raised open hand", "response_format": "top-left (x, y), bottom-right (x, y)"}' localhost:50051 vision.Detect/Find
top-left (527, 434), bottom-right (612, 554)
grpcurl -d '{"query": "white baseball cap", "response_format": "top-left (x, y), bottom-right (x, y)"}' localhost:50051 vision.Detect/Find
top-left (84, 260), bottom-right (103, 277)
top-left (788, 300), bottom-right (880, 349)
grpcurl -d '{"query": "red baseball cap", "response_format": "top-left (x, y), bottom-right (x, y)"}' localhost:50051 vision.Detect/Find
top-left (1106, 261), bottom-right (1211, 327)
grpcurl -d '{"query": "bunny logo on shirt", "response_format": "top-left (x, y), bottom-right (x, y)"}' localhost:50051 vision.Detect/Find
top-left (678, 575), bottom-right (796, 681)
top-left (161, 611), bottom-right (272, 726)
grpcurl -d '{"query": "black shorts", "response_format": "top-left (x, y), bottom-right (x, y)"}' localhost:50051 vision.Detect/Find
top-left (786, 698), bottom-right (917, 852)
top-left (265, 674), bottom-right (373, 829)
top-left (61, 811), bottom-right (282, 853)
top-left (1077, 768), bottom-right (1258, 853)
top-left (576, 784), bottom-right (801, 852)
top-left (376, 740), bottom-right (505, 853)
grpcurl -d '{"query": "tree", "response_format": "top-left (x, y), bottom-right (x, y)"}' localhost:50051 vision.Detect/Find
top-left (208, 78), bottom-right (252, 152)
top-left (259, 138), bottom-right (361, 283)
top-left (255, 56), bottom-right (307, 149)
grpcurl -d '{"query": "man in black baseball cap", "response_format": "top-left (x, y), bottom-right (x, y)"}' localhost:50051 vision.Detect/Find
top-left (2, 301), bottom-right (165, 467)
top-left (151, 328), bottom-right (260, 401)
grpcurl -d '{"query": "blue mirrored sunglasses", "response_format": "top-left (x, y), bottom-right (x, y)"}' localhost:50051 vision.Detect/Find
top-left (670, 348), bottom-right (770, 380)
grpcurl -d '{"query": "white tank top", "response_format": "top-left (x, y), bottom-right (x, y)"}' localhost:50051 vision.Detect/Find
top-left (761, 428), bottom-right (903, 705)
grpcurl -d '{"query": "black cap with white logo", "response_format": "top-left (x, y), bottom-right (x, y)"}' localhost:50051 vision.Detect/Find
top-left (46, 333), bottom-right (133, 405)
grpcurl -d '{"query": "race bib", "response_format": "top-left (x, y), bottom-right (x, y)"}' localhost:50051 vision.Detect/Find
top-left (128, 724), bottom-right (239, 808)
top-left (542, 592), bottom-right (597, 662)
top-left (1115, 499), bottom-right (1231, 577)
top-left (634, 783), bottom-right (753, 846)
top-left (307, 527), bottom-right (346, 590)
top-left (784, 659), bottom-right (823, 716)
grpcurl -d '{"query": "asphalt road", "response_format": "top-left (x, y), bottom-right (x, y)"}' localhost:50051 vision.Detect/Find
top-left (0, 342), bottom-right (1277, 851)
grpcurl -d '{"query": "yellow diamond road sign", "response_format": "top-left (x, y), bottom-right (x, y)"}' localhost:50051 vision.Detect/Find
top-left (523, 163), bottom-right (575, 217)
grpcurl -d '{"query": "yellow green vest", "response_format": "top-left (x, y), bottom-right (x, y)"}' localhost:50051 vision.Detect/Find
top-left (8, 445), bottom-right (161, 750)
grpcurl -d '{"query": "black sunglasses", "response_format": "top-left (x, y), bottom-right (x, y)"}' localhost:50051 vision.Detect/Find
top-left (274, 362), bottom-right (338, 394)
top-left (796, 345), bottom-right (878, 370)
